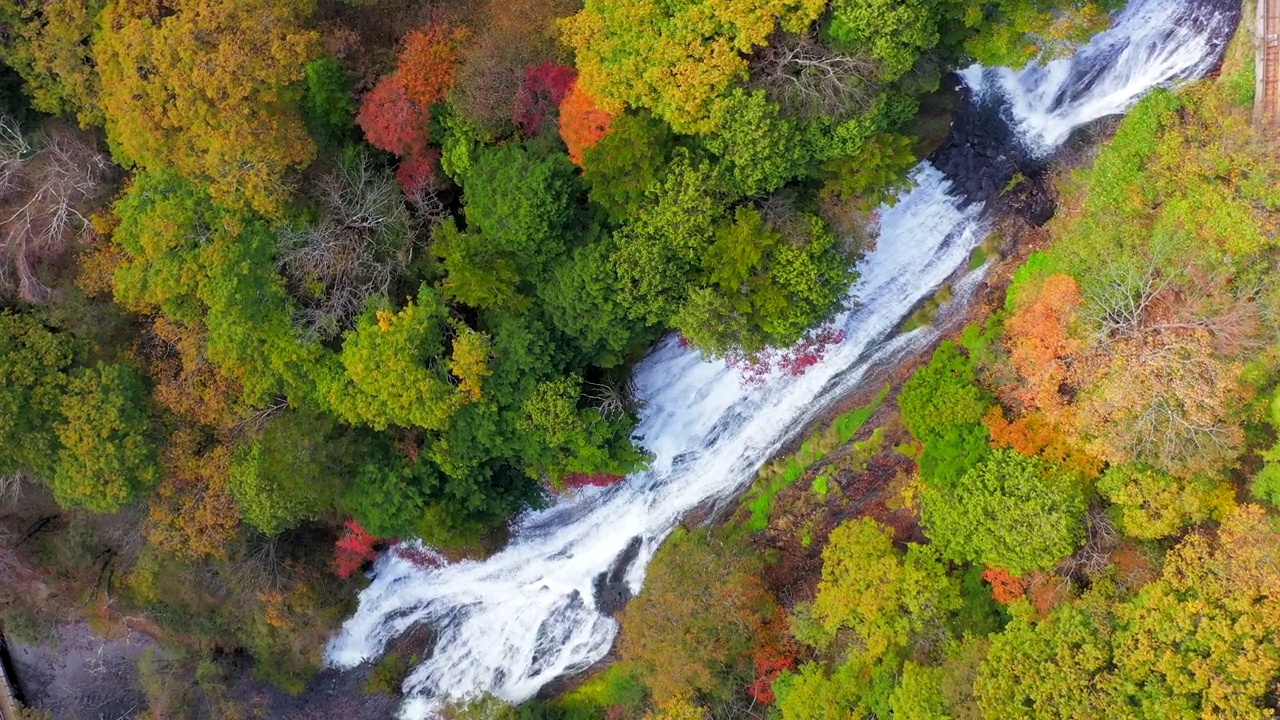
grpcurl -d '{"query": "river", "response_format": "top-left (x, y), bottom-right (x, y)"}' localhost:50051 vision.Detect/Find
top-left (326, 1), bottom-right (1242, 716)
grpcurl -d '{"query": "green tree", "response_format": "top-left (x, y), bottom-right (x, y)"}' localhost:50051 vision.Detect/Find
top-left (325, 289), bottom-right (465, 432)
top-left (537, 239), bottom-right (652, 368)
top-left (462, 143), bottom-right (580, 276)
top-left (898, 340), bottom-right (991, 486)
top-left (433, 219), bottom-right (529, 314)
top-left (672, 206), bottom-right (853, 358)
top-left (922, 449), bottom-right (1085, 575)
top-left (518, 375), bottom-right (644, 482)
top-left (1097, 464), bottom-right (1234, 540)
top-left (301, 55), bottom-right (355, 147)
top-left (974, 598), bottom-right (1117, 719)
top-left (52, 362), bottom-right (159, 512)
top-left (0, 311), bottom-right (76, 478)
top-left (583, 112), bottom-right (675, 223)
top-left (344, 452), bottom-right (432, 538)
top-left (698, 89), bottom-right (810, 196)
top-left (889, 662), bottom-right (950, 720)
top-left (228, 408), bottom-right (351, 535)
top-left (811, 518), bottom-right (962, 662)
top-left (824, 0), bottom-right (940, 79)
top-left (773, 660), bottom-right (868, 720)
top-left (612, 155), bottom-right (724, 326)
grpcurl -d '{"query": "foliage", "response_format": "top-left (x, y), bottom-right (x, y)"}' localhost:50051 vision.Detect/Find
top-left (1096, 464), bottom-right (1234, 540)
top-left (824, 0), bottom-right (941, 79)
top-left (334, 519), bottom-right (382, 578)
top-left (963, 0), bottom-right (1118, 68)
top-left (147, 428), bottom-right (241, 561)
top-left (811, 518), bottom-right (962, 661)
top-left (922, 449), bottom-right (1085, 575)
top-left (0, 0), bottom-right (106, 127)
top-left (672, 206), bottom-right (854, 358)
top-left (325, 289), bottom-right (464, 432)
top-left (95, 0), bottom-right (319, 217)
top-left (558, 81), bottom-right (614, 165)
top-left (462, 143), bottom-right (578, 275)
top-left (899, 340), bottom-right (992, 486)
top-left (228, 408), bottom-right (351, 535)
top-left (398, 24), bottom-right (468, 111)
top-left (618, 528), bottom-right (774, 703)
top-left (52, 361), bottom-right (159, 512)
top-left (0, 310), bottom-right (77, 478)
top-left (302, 56), bottom-right (355, 146)
top-left (582, 111), bottom-right (675, 223)
top-left (561, 0), bottom-right (827, 134)
top-left (358, 75), bottom-right (431, 158)
top-left (514, 61), bottom-right (576, 136)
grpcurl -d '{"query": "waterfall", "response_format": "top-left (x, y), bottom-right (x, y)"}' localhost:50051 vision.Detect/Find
top-left (326, 1), bottom-right (1240, 716)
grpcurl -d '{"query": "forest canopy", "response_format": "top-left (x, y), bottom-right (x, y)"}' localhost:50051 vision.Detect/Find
top-left (0, 0), bottom-right (1264, 716)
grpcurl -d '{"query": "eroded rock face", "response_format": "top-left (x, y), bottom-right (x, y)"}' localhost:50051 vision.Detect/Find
top-left (928, 79), bottom-right (1054, 227)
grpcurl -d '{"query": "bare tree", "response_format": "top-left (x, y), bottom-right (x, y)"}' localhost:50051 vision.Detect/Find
top-left (0, 119), bottom-right (116, 303)
top-left (749, 33), bottom-right (879, 121)
top-left (278, 149), bottom-right (418, 339)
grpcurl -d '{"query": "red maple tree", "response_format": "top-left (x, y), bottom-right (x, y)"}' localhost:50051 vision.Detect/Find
top-left (395, 148), bottom-right (442, 195)
top-left (981, 565), bottom-right (1028, 604)
top-left (356, 75), bottom-right (430, 158)
top-left (558, 80), bottom-right (614, 166)
top-left (514, 61), bottom-right (576, 136)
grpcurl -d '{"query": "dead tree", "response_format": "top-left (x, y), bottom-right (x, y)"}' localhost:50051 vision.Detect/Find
top-left (0, 119), bottom-right (116, 303)
top-left (277, 149), bottom-right (418, 339)
top-left (749, 33), bottom-right (879, 121)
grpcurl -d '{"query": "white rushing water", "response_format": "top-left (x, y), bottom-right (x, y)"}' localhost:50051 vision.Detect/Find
top-left (327, 0), bottom-right (1239, 715)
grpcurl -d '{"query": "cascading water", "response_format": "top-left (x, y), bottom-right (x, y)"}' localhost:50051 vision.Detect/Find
top-left (327, 1), bottom-right (1240, 715)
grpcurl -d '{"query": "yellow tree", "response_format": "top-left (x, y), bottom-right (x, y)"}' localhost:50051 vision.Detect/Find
top-left (561, 0), bottom-right (826, 134)
top-left (95, 0), bottom-right (318, 217)
top-left (1111, 504), bottom-right (1280, 715)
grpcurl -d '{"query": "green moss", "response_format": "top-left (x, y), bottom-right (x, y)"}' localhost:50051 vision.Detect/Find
top-left (738, 384), bottom-right (889, 532)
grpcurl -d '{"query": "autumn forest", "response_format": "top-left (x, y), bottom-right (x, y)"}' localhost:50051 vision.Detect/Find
top-left (0, 0), bottom-right (1277, 717)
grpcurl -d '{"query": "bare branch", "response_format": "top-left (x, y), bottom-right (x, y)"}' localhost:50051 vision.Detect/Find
top-left (749, 34), bottom-right (879, 121)
top-left (277, 149), bottom-right (419, 338)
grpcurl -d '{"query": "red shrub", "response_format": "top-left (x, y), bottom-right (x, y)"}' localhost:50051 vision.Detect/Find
top-left (561, 472), bottom-right (625, 491)
top-left (778, 325), bottom-right (846, 376)
top-left (393, 544), bottom-right (445, 572)
top-left (982, 565), bottom-right (1027, 604)
top-left (334, 520), bottom-right (384, 579)
top-left (747, 644), bottom-right (796, 704)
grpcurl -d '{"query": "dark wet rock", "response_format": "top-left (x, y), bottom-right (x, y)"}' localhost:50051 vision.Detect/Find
top-left (592, 536), bottom-right (642, 616)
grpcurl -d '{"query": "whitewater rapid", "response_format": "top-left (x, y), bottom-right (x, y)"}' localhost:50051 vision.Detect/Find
top-left (327, 0), bottom-right (1240, 715)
